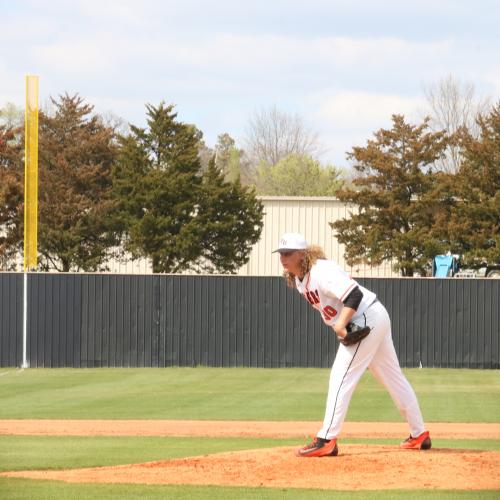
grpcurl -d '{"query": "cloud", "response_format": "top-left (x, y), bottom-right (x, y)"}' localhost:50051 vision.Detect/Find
top-left (140, 34), bottom-right (453, 75)
top-left (304, 91), bottom-right (426, 165)
top-left (0, 64), bottom-right (25, 104)
top-left (34, 41), bottom-right (121, 76)
top-left (2, 0), bottom-right (496, 168)
top-left (480, 70), bottom-right (500, 96)
top-left (315, 91), bottom-right (425, 129)
top-left (29, 28), bottom-right (452, 80)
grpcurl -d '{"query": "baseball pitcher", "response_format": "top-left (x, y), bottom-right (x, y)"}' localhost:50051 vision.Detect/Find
top-left (274, 232), bottom-right (431, 457)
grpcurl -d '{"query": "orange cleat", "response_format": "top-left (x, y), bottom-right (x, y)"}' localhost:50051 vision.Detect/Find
top-left (400, 431), bottom-right (432, 450)
top-left (296, 437), bottom-right (338, 457)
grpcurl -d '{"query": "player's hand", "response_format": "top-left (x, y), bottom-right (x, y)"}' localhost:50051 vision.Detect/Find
top-left (333, 324), bottom-right (347, 339)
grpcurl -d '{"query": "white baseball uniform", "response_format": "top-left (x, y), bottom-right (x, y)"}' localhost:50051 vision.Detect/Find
top-left (295, 259), bottom-right (426, 440)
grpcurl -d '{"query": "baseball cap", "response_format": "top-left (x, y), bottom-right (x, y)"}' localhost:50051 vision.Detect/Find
top-left (273, 233), bottom-right (308, 253)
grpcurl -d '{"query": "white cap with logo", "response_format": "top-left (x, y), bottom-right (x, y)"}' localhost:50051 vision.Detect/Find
top-left (273, 232), bottom-right (308, 253)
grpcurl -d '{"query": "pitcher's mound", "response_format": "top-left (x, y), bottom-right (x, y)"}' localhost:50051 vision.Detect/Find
top-left (4, 444), bottom-right (500, 490)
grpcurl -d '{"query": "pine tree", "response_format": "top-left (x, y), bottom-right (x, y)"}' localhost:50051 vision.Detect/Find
top-left (113, 103), bottom-right (204, 272)
top-left (197, 157), bottom-right (263, 273)
top-left (113, 103), bottom-right (263, 273)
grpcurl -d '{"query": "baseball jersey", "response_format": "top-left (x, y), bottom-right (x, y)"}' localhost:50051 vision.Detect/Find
top-left (295, 259), bottom-right (377, 326)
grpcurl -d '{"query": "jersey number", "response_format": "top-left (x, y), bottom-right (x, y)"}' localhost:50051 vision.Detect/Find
top-left (322, 305), bottom-right (337, 320)
top-left (305, 291), bottom-right (338, 320)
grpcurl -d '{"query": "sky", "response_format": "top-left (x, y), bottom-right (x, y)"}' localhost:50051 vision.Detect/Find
top-left (1, 0), bottom-right (499, 167)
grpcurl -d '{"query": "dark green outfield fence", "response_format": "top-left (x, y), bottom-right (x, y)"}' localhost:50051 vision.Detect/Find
top-left (0, 273), bottom-right (498, 368)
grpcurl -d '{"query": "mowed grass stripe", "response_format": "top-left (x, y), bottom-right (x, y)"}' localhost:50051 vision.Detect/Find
top-left (0, 368), bottom-right (499, 422)
top-left (1, 479), bottom-right (499, 500)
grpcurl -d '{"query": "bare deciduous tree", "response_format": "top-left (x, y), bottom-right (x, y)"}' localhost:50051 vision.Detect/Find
top-left (99, 110), bottom-right (131, 137)
top-left (423, 74), bottom-right (491, 172)
top-left (0, 103), bottom-right (24, 129)
top-left (244, 105), bottom-right (323, 167)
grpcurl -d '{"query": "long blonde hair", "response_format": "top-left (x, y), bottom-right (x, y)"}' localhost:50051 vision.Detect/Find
top-left (283, 245), bottom-right (326, 288)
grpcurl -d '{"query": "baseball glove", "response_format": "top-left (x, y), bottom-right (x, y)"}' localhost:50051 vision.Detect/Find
top-left (338, 322), bottom-right (371, 346)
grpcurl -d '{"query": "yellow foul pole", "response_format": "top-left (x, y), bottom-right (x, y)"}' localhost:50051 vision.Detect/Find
top-left (23, 75), bottom-right (39, 369)
top-left (24, 75), bottom-right (39, 270)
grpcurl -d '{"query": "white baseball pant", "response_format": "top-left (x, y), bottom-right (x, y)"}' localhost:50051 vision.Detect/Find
top-left (318, 301), bottom-right (426, 440)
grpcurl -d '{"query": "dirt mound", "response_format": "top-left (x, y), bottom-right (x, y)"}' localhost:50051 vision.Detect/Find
top-left (4, 444), bottom-right (500, 490)
top-left (2, 420), bottom-right (500, 490)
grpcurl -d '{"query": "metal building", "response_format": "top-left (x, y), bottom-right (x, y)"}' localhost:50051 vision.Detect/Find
top-left (108, 197), bottom-right (399, 277)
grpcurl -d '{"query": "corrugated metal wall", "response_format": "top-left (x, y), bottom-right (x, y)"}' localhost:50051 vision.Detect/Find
top-left (0, 273), bottom-right (498, 368)
top-left (361, 278), bottom-right (499, 369)
top-left (0, 273), bottom-right (22, 366)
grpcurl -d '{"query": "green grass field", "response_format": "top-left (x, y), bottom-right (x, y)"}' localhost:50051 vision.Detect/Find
top-left (0, 367), bottom-right (499, 499)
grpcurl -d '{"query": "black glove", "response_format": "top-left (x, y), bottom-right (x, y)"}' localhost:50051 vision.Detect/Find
top-left (338, 322), bottom-right (371, 346)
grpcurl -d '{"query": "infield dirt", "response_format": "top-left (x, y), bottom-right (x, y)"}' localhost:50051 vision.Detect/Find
top-left (2, 420), bottom-right (500, 490)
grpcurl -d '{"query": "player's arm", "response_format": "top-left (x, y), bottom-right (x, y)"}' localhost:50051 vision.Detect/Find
top-left (333, 287), bottom-right (363, 338)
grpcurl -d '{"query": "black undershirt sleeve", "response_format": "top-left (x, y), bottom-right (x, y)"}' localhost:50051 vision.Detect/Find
top-left (343, 286), bottom-right (363, 310)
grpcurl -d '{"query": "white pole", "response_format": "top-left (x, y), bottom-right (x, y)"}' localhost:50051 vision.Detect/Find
top-left (22, 271), bottom-right (29, 369)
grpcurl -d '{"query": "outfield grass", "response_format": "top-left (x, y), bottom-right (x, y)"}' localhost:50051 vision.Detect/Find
top-left (2, 479), bottom-right (499, 500)
top-left (0, 367), bottom-right (499, 499)
top-left (0, 436), bottom-right (299, 472)
top-left (1, 367), bottom-right (499, 421)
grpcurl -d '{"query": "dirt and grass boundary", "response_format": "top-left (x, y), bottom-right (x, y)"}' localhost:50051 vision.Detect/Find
top-left (2, 420), bottom-right (500, 490)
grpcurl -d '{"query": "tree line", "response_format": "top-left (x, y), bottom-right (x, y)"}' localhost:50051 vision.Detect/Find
top-left (0, 96), bottom-right (263, 273)
top-left (0, 76), bottom-right (498, 275)
top-left (332, 109), bottom-right (499, 276)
